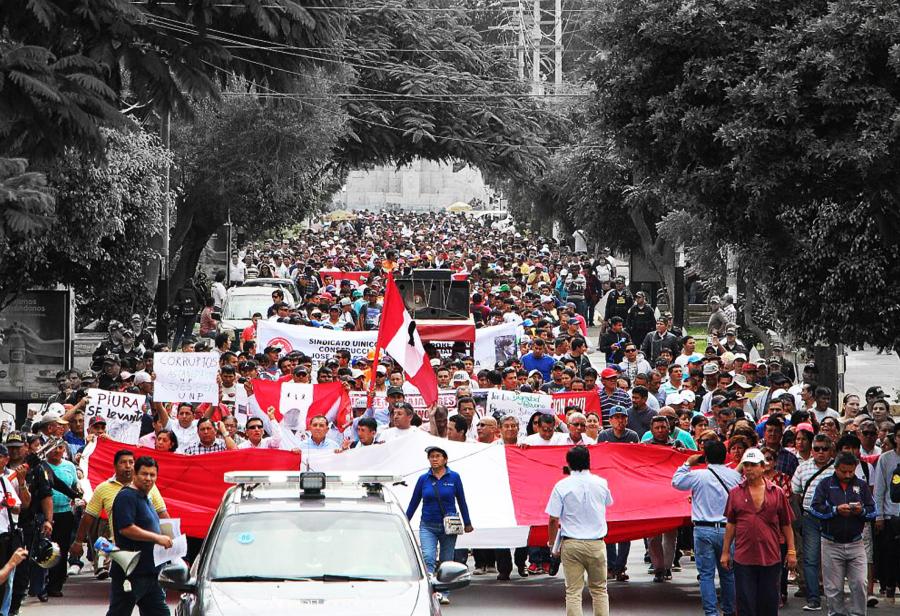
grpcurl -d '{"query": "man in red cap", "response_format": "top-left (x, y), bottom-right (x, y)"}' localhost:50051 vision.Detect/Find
top-left (598, 367), bottom-right (631, 428)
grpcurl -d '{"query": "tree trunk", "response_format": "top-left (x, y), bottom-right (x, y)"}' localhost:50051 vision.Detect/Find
top-left (629, 202), bottom-right (674, 308)
top-left (742, 277), bottom-right (770, 358)
top-left (167, 196), bottom-right (222, 304)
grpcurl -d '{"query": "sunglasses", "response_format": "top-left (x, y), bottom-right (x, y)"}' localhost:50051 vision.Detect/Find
top-left (625, 348), bottom-right (637, 352)
top-left (861, 431), bottom-right (877, 436)
top-left (246, 424), bottom-right (264, 430)
top-left (812, 446), bottom-right (830, 452)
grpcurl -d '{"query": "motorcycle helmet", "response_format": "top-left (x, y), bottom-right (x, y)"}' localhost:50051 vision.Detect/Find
top-left (32, 538), bottom-right (61, 569)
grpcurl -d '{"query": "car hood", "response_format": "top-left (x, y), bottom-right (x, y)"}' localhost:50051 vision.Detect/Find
top-left (220, 319), bottom-right (251, 331)
top-left (200, 580), bottom-right (424, 616)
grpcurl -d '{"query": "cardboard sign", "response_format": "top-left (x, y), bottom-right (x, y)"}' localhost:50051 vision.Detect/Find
top-left (85, 388), bottom-right (146, 444)
top-left (485, 389), bottom-right (552, 437)
top-left (153, 352), bottom-right (219, 403)
top-left (473, 322), bottom-right (518, 369)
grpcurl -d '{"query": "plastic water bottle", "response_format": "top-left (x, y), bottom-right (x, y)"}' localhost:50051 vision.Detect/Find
top-left (94, 537), bottom-right (117, 554)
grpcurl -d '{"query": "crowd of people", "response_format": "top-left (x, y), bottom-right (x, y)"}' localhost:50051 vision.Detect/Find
top-left (0, 211), bottom-right (897, 616)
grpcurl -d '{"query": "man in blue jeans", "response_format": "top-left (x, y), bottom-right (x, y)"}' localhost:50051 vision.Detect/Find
top-left (791, 434), bottom-right (835, 611)
top-left (108, 456), bottom-right (173, 616)
top-left (672, 440), bottom-right (742, 616)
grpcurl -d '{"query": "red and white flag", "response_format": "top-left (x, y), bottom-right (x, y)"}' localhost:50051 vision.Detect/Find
top-left (376, 274), bottom-right (439, 406)
top-left (251, 379), bottom-right (350, 431)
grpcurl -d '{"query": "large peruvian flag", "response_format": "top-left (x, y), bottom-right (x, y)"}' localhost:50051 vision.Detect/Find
top-left (83, 438), bottom-right (299, 537)
top-left (251, 379), bottom-right (350, 431)
top-left (376, 274), bottom-right (438, 406)
top-left (85, 433), bottom-right (692, 543)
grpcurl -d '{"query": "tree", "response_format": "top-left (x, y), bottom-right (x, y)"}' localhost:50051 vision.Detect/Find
top-left (167, 75), bottom-right (347, 295)
top-left (0, 157), bottom-right (56, 308)
top-left (0, 128), bottom-right (172, 320)
top-left (0, 43), bottom-right (122, 160)
top-left (581, 0), bottom-right (900, 349)
top-left (164, 1), bottom-right (552, 298)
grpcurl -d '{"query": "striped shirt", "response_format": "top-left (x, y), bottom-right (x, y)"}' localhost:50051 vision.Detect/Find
top-left (791, 457), bottom-right (835, 513)
top-left (599, 388), bottom-right (632, 427)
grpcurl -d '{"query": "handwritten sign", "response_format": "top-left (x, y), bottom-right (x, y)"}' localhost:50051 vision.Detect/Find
top-left (485, 389), bottom-right (552, 437)
top-left (85, 388), bottom-right (146, 444)
top-left (153, 352), bottom-right (219, 403)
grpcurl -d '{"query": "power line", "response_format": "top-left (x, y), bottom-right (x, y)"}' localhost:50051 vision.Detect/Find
top-left (202, 59), bottom-right (552, 152)
top-left (146, 13), bottom-right (538, 86)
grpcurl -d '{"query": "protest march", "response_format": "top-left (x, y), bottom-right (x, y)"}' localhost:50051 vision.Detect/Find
top-left (2, 210), bottom-right (898, 616)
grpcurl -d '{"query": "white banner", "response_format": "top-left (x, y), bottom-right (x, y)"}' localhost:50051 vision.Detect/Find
top-left (485, 389), bottom-right (552, 437)
top-left (257, 321), bottom-right (376, 364)
top-left (473, 322), bottom-right (519, 369)
top-left (153, 352), bottom-right (219, 403)
top-left (84, 388), bottom-right (146, 444)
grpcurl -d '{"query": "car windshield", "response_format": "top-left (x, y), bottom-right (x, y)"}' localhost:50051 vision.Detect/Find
top-left (207, 511), bottom-right (421, 581)
top-left (222, 295), bottom-right (270, 320)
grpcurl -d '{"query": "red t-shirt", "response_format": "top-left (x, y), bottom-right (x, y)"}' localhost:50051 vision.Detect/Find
top-left (725, 480), bottom-right (793, 566)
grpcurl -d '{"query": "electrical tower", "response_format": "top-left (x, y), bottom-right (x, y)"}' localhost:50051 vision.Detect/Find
top-left (492, 0), bottom-right (570, 94)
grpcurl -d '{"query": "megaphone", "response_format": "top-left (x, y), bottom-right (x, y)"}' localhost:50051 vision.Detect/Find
top-left (94, 537), bottom-right (140, 576)
top-left (110, 550), bottom-right (141, 577)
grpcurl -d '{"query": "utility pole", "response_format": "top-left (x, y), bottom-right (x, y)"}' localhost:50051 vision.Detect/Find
top-left (516, 0), bottom-right (525, 80)
top-left (155, 110), bottom-right (171, 344)
top-left (554, 0), bottom-right (562, 91)
top-left (532, 0), bottom-right (542, 94)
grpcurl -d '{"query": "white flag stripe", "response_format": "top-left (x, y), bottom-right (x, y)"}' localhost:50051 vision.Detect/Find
top-left (303, 429), bottom-right (528, 548)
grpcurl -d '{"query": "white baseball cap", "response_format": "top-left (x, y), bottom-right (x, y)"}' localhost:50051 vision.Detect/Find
top-left (740, 448), bottom-right (766, 465)
top-left (665, 392), bottom-right (684, 406)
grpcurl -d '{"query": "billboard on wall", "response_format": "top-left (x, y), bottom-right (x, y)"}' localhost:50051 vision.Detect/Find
top-left (0, 290), bottom-right (74, 401)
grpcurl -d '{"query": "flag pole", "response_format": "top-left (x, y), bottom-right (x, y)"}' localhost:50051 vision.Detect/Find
top-left (366, 272), bottom-right (390, 405)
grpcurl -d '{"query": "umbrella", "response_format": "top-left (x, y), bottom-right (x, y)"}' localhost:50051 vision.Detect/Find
top-left (446, 202), bottom-right (473, 213)
top-left (325, 209), bottom-right (356, 221)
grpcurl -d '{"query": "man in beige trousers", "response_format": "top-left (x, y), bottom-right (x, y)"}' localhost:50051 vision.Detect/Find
top-left (546, 446), bottom-right (614, 616)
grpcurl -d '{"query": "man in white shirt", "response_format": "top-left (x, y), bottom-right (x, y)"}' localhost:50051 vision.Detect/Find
top-left (546, 446), bottom-right (613, 616)
top-left (522, 413), bottom-right (568, 446)
top-left (228, 254), bottom-right (246, 285)
top-left (239, 412), bottom-right (283, 449)
top-left (377, 403), bottom-right (418, 443)
top-left (561, 412), bottom-right (597, 446)
top-left (161, 402), bottom-right (201, 453)
top-left (810, 386), bottom-right (840, 423)
top-left (211, 271), bottom-right (227, 310)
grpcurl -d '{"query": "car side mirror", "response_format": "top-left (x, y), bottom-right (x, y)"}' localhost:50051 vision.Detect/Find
top-left (159, 559), bottom-right (197, 593)
top-left (432, 561), bottom-right (470, 592)
top-left (211, 312), bottom-right (222, 321)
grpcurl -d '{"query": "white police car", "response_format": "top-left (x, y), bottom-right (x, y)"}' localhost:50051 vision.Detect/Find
top-left (160, 472), bottom-right (470, 615)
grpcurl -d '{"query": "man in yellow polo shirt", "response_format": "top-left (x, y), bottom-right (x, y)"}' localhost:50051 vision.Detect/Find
top-left (68, 449), bottom-right (167, 578)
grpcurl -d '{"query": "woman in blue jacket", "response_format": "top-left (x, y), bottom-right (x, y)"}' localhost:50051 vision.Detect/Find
top-left (406, 446), bottom-right (473, 604)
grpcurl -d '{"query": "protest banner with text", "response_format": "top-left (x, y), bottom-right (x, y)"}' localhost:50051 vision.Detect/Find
top-left (84, 388), bottom-right (146, 444)
top-left (485, 389), bottom-right (552, 437)
top-left (258, 321), bottom-right (377, 365)
top-left (153, 352), bottom-right (220, 403)
top-left (550, 391), bottom-right (602, 419)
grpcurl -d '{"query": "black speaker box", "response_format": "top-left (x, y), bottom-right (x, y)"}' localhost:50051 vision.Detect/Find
top-left (395, 271), bottom-right (470, 320)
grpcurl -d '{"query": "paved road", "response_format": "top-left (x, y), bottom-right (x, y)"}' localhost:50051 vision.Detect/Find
top-left (20, 542), bottom-right (846, 615)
